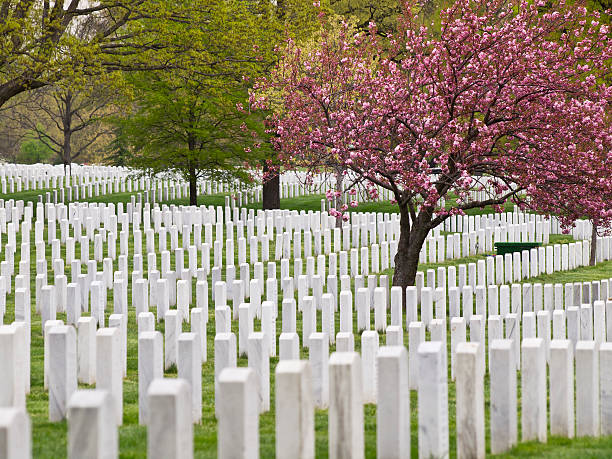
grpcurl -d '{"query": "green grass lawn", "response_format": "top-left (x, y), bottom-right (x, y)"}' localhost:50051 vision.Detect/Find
top-left (2, 189), bottom-right (610, 457)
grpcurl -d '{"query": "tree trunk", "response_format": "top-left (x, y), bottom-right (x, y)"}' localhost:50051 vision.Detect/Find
top-left (262, 161), bottom-right (280, 209)
top-left (392, 202), bottom-right (429, 288)
top-left (334, 167), bottom-right (344, 228)
top-left (62, 90), bottom-right (72, 175)
top-left (590, 222), bottom-right (597, 266)
top-left (188, 167), bottom-right (197, 206)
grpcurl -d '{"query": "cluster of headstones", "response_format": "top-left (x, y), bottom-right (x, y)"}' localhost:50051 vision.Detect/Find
top-left (0, 188), bottom-right (611, 457)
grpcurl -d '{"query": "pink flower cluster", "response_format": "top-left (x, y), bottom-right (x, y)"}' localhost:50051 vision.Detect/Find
top-left (254, 0), bottom-right (612, 232)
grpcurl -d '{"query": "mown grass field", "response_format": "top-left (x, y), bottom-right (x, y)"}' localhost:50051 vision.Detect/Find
top-left (2, 188), bottom-right (611, 457)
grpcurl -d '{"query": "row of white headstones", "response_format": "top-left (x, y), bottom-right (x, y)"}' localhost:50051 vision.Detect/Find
top-left (2, 200), bottom-right (610, 456)
top-left (3, 319), bottom-right (612, 459)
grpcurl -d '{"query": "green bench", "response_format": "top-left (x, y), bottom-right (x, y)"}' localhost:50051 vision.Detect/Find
top-left (494, 242), bottom-right (542, 255)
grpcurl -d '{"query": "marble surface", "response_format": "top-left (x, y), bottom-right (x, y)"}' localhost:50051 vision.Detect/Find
top-left (138, 331), bottom-right (162, 425)
top-left (190, 308), bottom-right (207, 363)
top-left (377, 346), bottom-right (410, 459)
top-left (335, 332), bottom-right (354, 353)
top-left (238, 303), bottom-right (252, 357)
top-left (417, 341), bottom-right (449, 459)
top-left (164, 310), bottom-right (180, 370)
top-left (217, 368), bottom-right (259, 459)
top-left (599, 343), bottom-right (612, 435)
top-left (214, 332), bottom-right (237, 418)
top-left (147, 378), bottom-right (193, 459)
top-left (309, 332), bottom-right (329, 409)
top-left (549, 340), bottom-right (574, 437)
top-left (0, 407), bottom-right (31, 459)
top-left (77, 317), bottom-right (96, 385)
top-left (96, 328), bottom-right (122, 425)
top-left (575, 341), bottom-right (600, 437)
top-left (361, 331), bottom-right (378, 404)
top-left (329, 352), bottom-right (363, 459)
top-left (279, 332), bottom-right (300, 361)
top-left (521, 338), bottom-right (546, 442)
top-left (339, 291), bottom-right (352, 333)
top-left (489, 339), bottom-right (517, 454)
top-left (248, 332), bottom-right (269, 413)
top-left (48, 325), bottom-right (77, 422)
top-left (456, 342), bottom-right (484, 459)
top-left (178, 332), bottom-right (202, 423)
top-left (67, 390), bottom-right (117, 459)
top-left (0, 326), bottom-right (25, 410)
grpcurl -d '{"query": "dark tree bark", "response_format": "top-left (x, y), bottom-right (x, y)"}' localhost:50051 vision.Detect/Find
top-left (262, 161), bottom-right (280, 209)
top-left (590, 222), bottom-right (597, 266)
top-left (334, 167), bottom-right (344, 228)
top-left (188, 166), bottom-right (198, 206)
top-left (62, 90), bottom-right (73, 175)
top-left (392, 202), bottom-right (430, 289)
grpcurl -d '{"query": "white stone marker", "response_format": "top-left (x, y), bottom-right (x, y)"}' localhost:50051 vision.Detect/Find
top-left (408, 322), bottom-right (425, 390)
top-left (48, 325), bottom-right (77, 421)
top-left (374, 287), bottom-right (387, 332)
top-left (279, 332), bottom-right (300, 360)
top-left (77, 317), bottom-right (96, 385)
top-left (456, 342), bottom-right (484, 459)
top-left (575, 340), bottom-right (600, 437)
top-left (335, 331), bottom-right (355, 352)
top-left (599, 343), bottom-right (612, 435)
top-left (361, 330), bottom-right (379, 404)
top-left (135, 310), bottom-right (154, 336)
top-left (147, 378), bottom-right (193, 459)
top-left (450, 317), bottom-right (466, 381)
top-left (248, 332), bottom-right (270, 413)
top-left (329, 352), bottom-right (364, 459)
top-left (339, 291), bottom-right (352, 333)
top-left (218, 368), bottom-right (259, 459)
top-left (549, 339), bottom-right (574, 438)
top-left (108, 314), bottom-right (127, 377)
top-left (176, 280), bottom-right (190, 323)
top-left (67, 390), bottom-right (117, 459)
top-left (275, 361), bottom-right (314, 459)
top-left (489, 339), bottom-right (517, 454)
top-left (178, 332), bottom-right (202, 424)
top-left (96, 328), bottom-right (122, 426)
top-left (262, 301), bottom-right (276, 357)
top-left (376, 346), bottom-right (410, 459)
top-left (0, 326), bottom-right (25, 410)
top-left (66, 283), bottom-right (81, 325)
top-left (138, 331), bottom-right (163, 425)
top-left (521, 338), bottom-right (546, 442)
top-left (238, 303), bottom-right (252, 357)
top-left (0, 408), bottom-right (31, 459)
top-left (505, 314), bottom-right (520, 369)
top-left (309, 332), bottom-right (329, 408)
top-left (385, 325), bottom-right (403, 346)
top-left (164, 310), bottom-right (181, 370)
top-left (594, 300), bottom-right (606, 344)
top-left (553, 310), bottom-right (566, 339)
top-left (418, 341), bottom-right (448, 459)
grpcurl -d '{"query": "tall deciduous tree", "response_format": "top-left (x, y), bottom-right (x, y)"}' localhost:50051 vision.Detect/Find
top-left (0, 0), bottom-right (169, 108)
top-left (255, 0), bottom-right (612, 287)
top-left (5, 84), bottom-right (118, 173)
top-left (114, 0), bottom-right (311, 205)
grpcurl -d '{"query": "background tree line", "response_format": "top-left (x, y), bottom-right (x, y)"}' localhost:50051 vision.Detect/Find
top-left (0, 0), bottom-right (609, 208)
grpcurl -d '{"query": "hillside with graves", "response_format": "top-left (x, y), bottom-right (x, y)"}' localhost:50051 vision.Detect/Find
top-left (1, 0), bottom-right (611, 457)
top-left (0, 162), bottom-right (610, 458)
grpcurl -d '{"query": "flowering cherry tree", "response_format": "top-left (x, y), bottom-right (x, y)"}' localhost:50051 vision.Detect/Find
top-left (254, 0), bottom-right (612, 287)
top-left (527, 102), bottom-right (612, 265)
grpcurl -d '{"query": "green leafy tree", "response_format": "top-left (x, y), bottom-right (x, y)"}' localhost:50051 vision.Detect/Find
top-left (113, 0), bottom-right (322, 206)
top-left (17, 133), bottom-right (53, 164)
